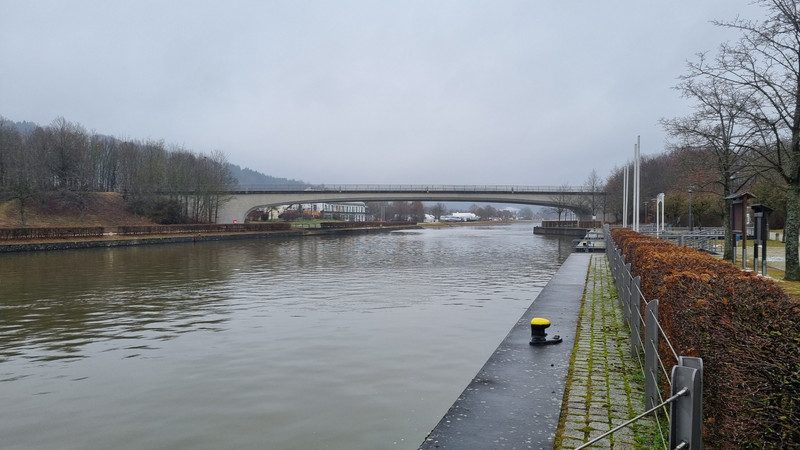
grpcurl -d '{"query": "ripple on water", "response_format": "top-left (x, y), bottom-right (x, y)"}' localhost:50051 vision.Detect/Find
top-left (0, 224), bottom-right (571, 450)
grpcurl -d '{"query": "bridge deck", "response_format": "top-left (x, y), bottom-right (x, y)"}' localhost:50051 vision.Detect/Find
top-left (217, 185), bottom-right (602, 224)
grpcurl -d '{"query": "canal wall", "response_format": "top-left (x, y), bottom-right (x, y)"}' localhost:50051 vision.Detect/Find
top-left (533, 226), bottom-right (588, 237)
top-left (0, 225), bottom-right (421, 253)
top-left (419, 252), bottom-right (591, 449)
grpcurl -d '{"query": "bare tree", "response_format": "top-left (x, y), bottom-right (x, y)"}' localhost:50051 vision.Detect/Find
top-left (662, 73), bottom-right (759, 259)
top-left (519, 207), bottom-right (535, 220)
top-left (0, 118), bottom-right (38, 225)
top-left (583, 169), bottom-right (604, 220)
top-left (409, 201), bottom-right (425, 222)
top-left (685, 0), bottom-right (800, 279)
top-left (206, 150), bottom-right (237, 222)
top-left (0, 116), bottom-right (236, 225)
top-left (548, 183), bottom-right (575, 223)
top-left (427, 202), bottom-right (447, 220)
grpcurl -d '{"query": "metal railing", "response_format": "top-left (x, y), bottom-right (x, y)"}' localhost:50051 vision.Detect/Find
top-left (639, 226), bottom-right (724, 253)
top-left (230, 184), bottom-right (599, 193)
top-left (581, 226), bottom-right (703, 450)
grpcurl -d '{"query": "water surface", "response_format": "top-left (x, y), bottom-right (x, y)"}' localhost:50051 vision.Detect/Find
top-left (0, 223), bottom-right (572, 449)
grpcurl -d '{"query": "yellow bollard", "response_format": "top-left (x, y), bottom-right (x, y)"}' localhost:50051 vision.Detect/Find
top-left (529, 317), bottom-right (562, 346)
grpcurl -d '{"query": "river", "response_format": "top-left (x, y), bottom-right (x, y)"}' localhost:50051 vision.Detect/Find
top-left (0, 223), bottom-right (573, 450)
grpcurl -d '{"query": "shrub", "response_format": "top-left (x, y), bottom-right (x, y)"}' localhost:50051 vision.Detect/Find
top-left (611, 228), bottom-right (800, 449)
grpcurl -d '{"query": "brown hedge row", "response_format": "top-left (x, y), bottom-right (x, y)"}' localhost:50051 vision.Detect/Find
top-left (610, 228), bottom-right (800, 449)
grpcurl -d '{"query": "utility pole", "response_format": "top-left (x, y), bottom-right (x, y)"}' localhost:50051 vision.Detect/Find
top-left (688, 187), bottom-right (694, 232)
top-left (633, 136), bottom-right (641, 232)
top-left (623, 165), bottom-right (629, 228)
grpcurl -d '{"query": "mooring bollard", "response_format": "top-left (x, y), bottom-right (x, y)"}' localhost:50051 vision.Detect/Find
top-left (529, 317), bottom-right (562, 346)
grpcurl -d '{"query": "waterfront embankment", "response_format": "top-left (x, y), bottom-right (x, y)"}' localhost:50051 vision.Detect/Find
top-left (419, 253), bottom-right (591, 449)
top-left (419, 252), bottom-right (656, 449)
top-left (0, 224), bottom-right (421, 253)
top-left (0, 219), bottom-right (525, 254)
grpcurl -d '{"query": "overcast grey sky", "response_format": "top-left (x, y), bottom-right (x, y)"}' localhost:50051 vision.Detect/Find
top-left (0, 1), bottom-right (762, 186)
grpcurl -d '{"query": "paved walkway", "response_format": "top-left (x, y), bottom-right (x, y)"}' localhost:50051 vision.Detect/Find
top-left (419, 254), bottom-right (590, 449)
top-left (556, 254), bottom-right (656, 449)
top-left (417, 253), bottom-right (657, 449)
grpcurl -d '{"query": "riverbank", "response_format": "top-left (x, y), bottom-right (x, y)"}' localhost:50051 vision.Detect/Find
top-left (419, 253), bottom-right (657, 449)
top-left (419, 253), bottom-right (591, 449)
top-left (0, 224), bottom-right (421, 253)
top-left (0, 219), bottom-right (527, 253)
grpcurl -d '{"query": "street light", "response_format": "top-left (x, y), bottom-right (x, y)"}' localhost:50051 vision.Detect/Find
top-left (688, 187), bottom-right (694, 232)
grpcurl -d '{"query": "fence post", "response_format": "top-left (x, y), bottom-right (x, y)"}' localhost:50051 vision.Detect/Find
top-left (669, 363), bottom-right (703, 450)
top-left (613, 250), bottom-right (621, 296)
top-left (679, 356), bottom-right (703, 448)
top-left (629, 276), bottom-right (642, 357)
top-left (645, 299), bottom-right (659, 409)
top-left (622, 263), bottom-right (632, 321)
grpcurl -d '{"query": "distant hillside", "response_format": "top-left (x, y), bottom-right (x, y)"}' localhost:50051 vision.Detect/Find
top-left (227, 164), bottom-right (308, 188)
top-left (6, 119), bottom-right (37, 135)
top-left (2, 116), bottom-right (310, 189)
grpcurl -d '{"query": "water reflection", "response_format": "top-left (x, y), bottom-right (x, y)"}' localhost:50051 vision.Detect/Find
top-left (0, 244), bottom-right (235, 362)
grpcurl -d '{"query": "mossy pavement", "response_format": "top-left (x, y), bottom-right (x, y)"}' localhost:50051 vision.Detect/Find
top-left (555, 254), bottom-right (660, 449)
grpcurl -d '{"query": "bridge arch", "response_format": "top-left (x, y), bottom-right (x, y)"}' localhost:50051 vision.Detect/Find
top-left (217, 185), bottom-right (600, 224)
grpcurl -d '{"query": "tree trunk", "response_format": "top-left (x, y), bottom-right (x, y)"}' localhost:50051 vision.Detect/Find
top-left (785, 185), bottom-right (800, 280)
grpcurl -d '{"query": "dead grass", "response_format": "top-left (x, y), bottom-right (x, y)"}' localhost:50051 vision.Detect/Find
top-left (759, 262), bottom-right (800, 298)
top-left (0, 192), bottom-right (154, 228)
top-left (726, 238), bottom-right (800, 298)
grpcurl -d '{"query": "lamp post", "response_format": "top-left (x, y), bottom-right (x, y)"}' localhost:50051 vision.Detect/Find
top-left (656, 193), bottom-right (665, 237)
top-left (644, 201), bottom-right (649, 226)
top-left (688, 187), bottom-right (694, 232)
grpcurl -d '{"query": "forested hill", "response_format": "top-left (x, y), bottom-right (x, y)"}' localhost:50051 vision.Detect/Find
top-left (0, 116), bottom-right (314, 224)
top-left (227, 164), bottom-right (308, 188)
top-left (2, 117), bottom-right (308, 189)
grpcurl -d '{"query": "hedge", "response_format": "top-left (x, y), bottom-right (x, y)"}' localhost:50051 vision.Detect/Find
top-left (610, 228), bottom-right (800, 448)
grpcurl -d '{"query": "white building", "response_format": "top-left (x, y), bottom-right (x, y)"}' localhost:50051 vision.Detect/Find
top-left (441, 212), bottom-right (479, 222)
top-left (303, 202), bottom-right (367, 222)
top-left (247, 205), bottom-right (286, 221)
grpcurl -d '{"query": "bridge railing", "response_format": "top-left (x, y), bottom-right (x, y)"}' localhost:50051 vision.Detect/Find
top-left (231, 184), bottom-right (599, 193)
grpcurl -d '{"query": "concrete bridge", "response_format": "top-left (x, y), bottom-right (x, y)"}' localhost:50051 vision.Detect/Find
top-left (216, 184), bottom-right (601, 224)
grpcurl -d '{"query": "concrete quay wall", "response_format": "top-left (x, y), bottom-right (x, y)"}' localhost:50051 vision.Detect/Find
top-left (419, 253), bottom-right (591, 449)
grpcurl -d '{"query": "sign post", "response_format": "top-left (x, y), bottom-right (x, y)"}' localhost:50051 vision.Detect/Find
top-left (726, 193), bottom-right (756, 270)
top-left (751, 204), bottom-right (773, 276)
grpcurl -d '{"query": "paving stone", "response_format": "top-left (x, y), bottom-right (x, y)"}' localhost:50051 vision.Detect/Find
top-left (559, 437), bottom-right (586, 449)
top-left (614, 427), bottom-right (635, 443)
top-left (589, 420), bottom-right (612, 432)
top-left (563, 423), bottom-right (586, 437)
top-left (556, 253), bottom-right (656, 448)
top-left (582, 437), bottom-right (612, 448)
